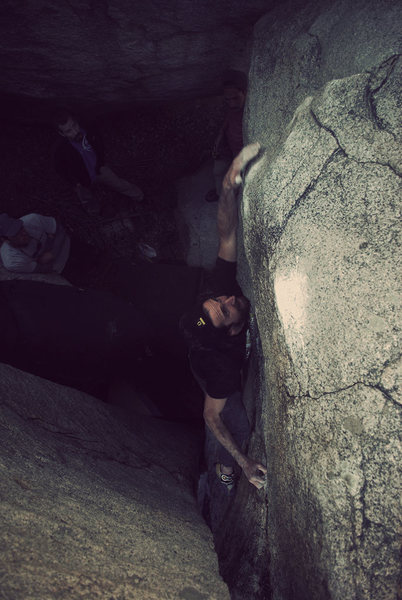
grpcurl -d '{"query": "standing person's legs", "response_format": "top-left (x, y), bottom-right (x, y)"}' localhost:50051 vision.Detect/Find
top-left (95, 165), bottom-right (144, 201)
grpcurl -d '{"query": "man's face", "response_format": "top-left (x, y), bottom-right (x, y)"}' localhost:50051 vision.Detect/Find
top-left (58, 117), bottom-right (82, 141)
top-left (202, 295), bottom-right (249, 335)
top-left (223, 86), bottom-right (246, 111)
top-left (7, 226), bottom-right (30, 247)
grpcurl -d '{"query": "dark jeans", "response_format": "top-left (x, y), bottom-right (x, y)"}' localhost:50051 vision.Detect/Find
top-left (205, 389), bottom-right (250, 470)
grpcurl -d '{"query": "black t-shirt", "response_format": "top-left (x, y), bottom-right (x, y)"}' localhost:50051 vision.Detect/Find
top-left (189, 257), bottom-right (246, 399)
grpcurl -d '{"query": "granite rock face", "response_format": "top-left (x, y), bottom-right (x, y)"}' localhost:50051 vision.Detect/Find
top-left (0, 362), bottom-right (229, 599)
top-left (218, 1), bottom-right (401, 599)
top-left (175, 161), bottom-right (219, 269)
top-left (0, 0), bottom-right (271, 114)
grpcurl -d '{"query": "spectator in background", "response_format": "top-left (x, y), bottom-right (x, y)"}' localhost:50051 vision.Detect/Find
top-left (205, 70), bottom-right (247, 203)
top-left (0, 212), bottom-right (70, 274)
top-left (53, 109), bottom-right (143, 215)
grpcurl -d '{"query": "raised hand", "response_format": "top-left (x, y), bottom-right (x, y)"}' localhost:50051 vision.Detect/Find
top-left (222, 142), bottom-right (261, 190)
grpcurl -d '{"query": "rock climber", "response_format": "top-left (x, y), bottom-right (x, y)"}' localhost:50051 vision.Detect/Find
top-left (181, 143), bottom-right (267, 491)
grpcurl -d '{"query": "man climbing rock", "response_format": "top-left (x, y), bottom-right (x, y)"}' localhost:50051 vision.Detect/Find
top-left (181, 143), bottom-right (267, 491)
top-left (53, 109), bottom-right (143, 215)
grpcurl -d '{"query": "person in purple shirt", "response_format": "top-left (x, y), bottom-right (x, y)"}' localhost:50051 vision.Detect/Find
top-left (205, 70), bottom-right (248, 203)
top-left (53, 109), bottom-right (143, 215)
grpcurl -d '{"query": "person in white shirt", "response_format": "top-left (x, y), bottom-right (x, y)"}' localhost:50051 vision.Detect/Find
top-left (0, 213), bottom-right (70, 274)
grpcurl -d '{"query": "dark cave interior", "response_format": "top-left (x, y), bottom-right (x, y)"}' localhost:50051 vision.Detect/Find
top-left (0, 0), bottom-right (271, 427)
top-left (0, 97), bottom-right (229, 422)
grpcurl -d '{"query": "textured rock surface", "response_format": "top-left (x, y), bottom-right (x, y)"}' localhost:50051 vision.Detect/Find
top-left (175, 161), bottom-right (219, 268)
top-left (0, 362), bottom-right (229, 599)
top-left (0, 0), bottom-right (271, 114)
top-left (217, 1), bottom-right (401, 599)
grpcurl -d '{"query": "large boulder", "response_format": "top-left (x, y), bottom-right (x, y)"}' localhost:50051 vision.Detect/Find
top-left (0, 362), bottom-right (229, 599)
top-left (217, 1), bottom-right (401, 599)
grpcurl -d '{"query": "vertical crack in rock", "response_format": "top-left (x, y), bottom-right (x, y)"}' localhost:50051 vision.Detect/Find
top-left (366, 54), bottom-right (400, 133)
top-left (311, 76), bottom-right (401, 176)
top-left (310, 107), bottom-right (348, 156)
top-left (377, 160), bottom-right (402, 178)
top-left (373, 384), bottom-right (401, 408)
top-left (265, 147), bottom-right (342, 254)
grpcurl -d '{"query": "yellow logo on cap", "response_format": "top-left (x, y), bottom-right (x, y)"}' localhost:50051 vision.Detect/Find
top-left (197, 317), bottom-right (206, 327)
